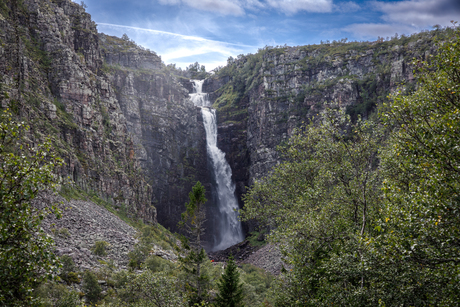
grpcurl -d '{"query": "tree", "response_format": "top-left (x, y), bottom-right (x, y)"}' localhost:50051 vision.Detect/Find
top-left (121, 270), bottom-right (186, 307)
top-left (177, 182), bottom-right (210, 306)
top-left (0, 110), bottom-right (62, 305)
top-left (375, 23), bottom-right (460, 305)
top-left (242, 109), bottom-right (383, 305)
top-left (185, 62), bottom-right (207, 80)
top-left (215, 255), bottom-right (244, 307)
top-left (82, 270), bottom-right (102, 304)
top-left (60, 255), bottom-right (79, 285)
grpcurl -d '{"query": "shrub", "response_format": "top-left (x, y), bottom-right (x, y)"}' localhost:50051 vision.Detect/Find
top-left (58, 227), bottom-right (71, 238)
top-left (34, 282), bottom-right (81, 307)
top-left (60, 255), bottom-right (79, 284)
top-left (143, 255), bottom-right (171, 273)
top-left (66, 272), bottom-right (80, 284)
top-left (82, 271), bottom-right (102, 304)
top-left (128, 243), bottom-right (150, 269)
top-left (0, 111), bottom-right (62, 304)
top-left (92, 241), bottom-right (109, 257)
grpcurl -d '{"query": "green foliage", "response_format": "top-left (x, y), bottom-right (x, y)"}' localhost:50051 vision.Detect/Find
top-left (119, 270), bottom-right (186, 307)
top-left (82, 270), bottom-right (102, 304)
top-left (346, 74), bottom-right (389, 120)
top-left (215, 256), bottom-right (245, 307)
top-left (143, 255), bottom-right (172, 273)
top-left (0, 110), bottom-right (62, 305)
top-left (57, 227), bottom-right (70, 238)
top-left (240, 23), bottom-right (460, 307)
top-left (176, 182), bottom-right (210, 306)
top-left (128, 243), bottom-right (151, 270)
top-left (246, 230), bottom-right (267, 247)
top-left (374, 23), bottom-right (460, 304)
top-left (66, 272), bottom-right (80, 285)
top-left (60, 255), bottom-right (80, 284)
top-left (238, 264), bottom-right (273, 307)
top-left (128, 225), bottom-right (176, 270)
top-left (180, 181), bottom-right (207, 247)
top-left (92, 240), bottom-right (110, 256)
top-left (21, 34), bottom-right (52, 73)
top-left (34, 282), bottom-right (81, 307)
top-left (242, 108), bottom-right (383, 305)
top-left (186, 62), bottom-right (207, 80)
top-left (180, 247), bottom-right (210, 306)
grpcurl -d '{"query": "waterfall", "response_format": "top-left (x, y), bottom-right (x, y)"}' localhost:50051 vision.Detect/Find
top-left (189, 80), bottom-right (244, 251)
top-left (189, 80), bottom-right (208, 107)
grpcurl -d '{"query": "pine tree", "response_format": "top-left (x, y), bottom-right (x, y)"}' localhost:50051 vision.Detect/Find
top-left (177, 182), bottom-right (210, 306)
top-left (215, 255), bottom-right (244, 307)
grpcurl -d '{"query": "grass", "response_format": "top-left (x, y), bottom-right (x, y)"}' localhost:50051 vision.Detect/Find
top-left (247, 230), bottom-right (268, 247)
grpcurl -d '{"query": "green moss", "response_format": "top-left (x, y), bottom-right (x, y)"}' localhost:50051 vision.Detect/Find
top-left (213, 85), bottom-right (238, 110)
top-left (59, 185), bottom-right (86, 201)
top-left (246, 230), bottom-right (267, 247)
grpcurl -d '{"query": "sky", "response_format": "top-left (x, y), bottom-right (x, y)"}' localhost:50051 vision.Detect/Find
top-left (78, 0), bottom-right (460, 70)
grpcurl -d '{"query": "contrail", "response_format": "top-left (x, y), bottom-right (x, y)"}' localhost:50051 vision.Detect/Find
top-left (97, 23), bottom-right (255, 48)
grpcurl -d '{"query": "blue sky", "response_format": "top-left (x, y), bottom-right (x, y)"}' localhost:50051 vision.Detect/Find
top-left (79, 0), bottom-right (460, 70)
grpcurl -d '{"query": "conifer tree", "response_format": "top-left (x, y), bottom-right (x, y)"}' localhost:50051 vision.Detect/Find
top-left (177, 181), bottom-right (210, 306)
top-left (215, 255), bottom-right (244, 307)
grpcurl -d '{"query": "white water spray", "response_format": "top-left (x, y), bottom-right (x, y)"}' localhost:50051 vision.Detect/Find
top-left (189, 80), bottom-right (244, 251)
top-left (189, 80), bottom-right (208, 107)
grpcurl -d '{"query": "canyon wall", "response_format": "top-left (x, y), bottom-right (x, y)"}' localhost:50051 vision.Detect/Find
top-left (204, 33), bottom-right (441, 219)
top-left (0, 0), bottom-right (450, 240)
top-left (0, 0), bottom-right (209, 230)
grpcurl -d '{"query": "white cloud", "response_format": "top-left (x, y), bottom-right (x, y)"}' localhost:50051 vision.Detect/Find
top-left (157, 0), bottom-right (181, 4)
top-left (96, 23), bottom-right (257, 70)
top-left (343, 0), bottom-right (460, 39)
top-left (242, 0), bottom-right (266, 10)
top-left (333, 1), bottom-right (360, 13)
top-left (157, 0), bottom-right (334, 15)
top-left (158, 0), bottom-right (245, 15)
top-left (374, 0), bottom-right (460, 27)
top-left (343, 23), bottom-right (417, 39)
top-left (98, 23), bottom-right (254, 46)
top-left (265, 0), bottom-right (333, 14)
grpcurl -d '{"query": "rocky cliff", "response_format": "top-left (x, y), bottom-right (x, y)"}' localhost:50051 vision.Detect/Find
top-left (0, 0), bottom-right (209, 231)
top-left (1, 0), bottom-right (453, 246)
top-left (204, 32), bottom-right (445, 215)
top-left (98, 34), bottom-right (210, 233)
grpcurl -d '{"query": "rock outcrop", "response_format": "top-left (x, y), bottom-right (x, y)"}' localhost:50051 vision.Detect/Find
top-left (204, 34), bottom-right (441, 217)
top-left (99, 34), bottom-right (210, 233)
top-left (0, 0), bottom-right (155, 222)
top-left (38, 194), bottom-right (138, 270)
top-left (0, 0), bottom-right (210, 232)
top-left (0, 0), bottom-right (451, 253)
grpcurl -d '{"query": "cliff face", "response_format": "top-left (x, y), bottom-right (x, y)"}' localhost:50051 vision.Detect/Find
top-left (0, 0), bottom-right (449, 243)
top-left (0, 0), bottom-right (156, 222)
top-left (99, 34), bottom-right (210, 232)
top-left (0, 0), bottom-right (209, 229)
top-left (205, 33), bottom-right (440, 215)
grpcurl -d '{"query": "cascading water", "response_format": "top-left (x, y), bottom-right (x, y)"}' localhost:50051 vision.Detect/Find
top-left (189, 80), bottom-right (208, 107)
top-left (189, 80), bottom-right (244, 251)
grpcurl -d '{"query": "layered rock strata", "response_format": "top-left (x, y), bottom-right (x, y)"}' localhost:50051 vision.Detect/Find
top-left (205, 34), bottom-right (439, 206)
top-left (99, 34), bottom-right (210, 233)
top-left (0, 0), bottom-right (209, 231)
top-left (0, 0), bottom-right (155, 222)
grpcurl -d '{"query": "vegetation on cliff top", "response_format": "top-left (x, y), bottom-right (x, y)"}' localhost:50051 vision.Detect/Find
top-left (207, 26), bottom-right (456, 124)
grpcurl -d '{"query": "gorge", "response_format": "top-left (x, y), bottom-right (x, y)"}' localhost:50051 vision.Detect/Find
top-left (0, 0), bottom-right (446, 252)
top-left (190, 80), bottom-right (244, 251)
